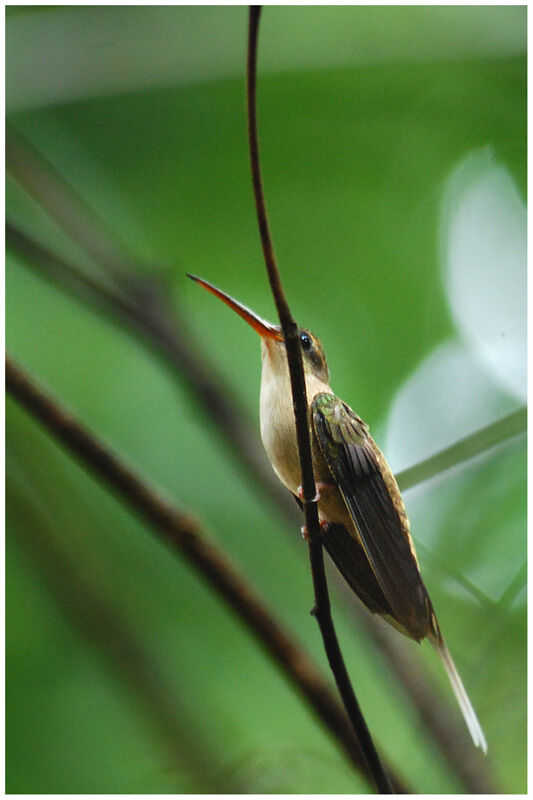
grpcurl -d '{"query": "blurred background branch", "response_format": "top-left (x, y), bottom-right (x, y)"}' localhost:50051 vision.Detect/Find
top-left (396, 408), bottom-right (526, 491)
top-left (6, 356), bottom-right (408, 793)
top-left (7, 463), bottom-right (232, 792)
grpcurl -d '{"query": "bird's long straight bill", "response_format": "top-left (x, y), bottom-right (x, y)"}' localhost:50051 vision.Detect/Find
top-left (187, 274), bottom-right (282, 340)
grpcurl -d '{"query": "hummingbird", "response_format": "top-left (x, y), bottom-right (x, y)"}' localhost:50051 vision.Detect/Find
top-left (188, 273), bottom-right (487, 753)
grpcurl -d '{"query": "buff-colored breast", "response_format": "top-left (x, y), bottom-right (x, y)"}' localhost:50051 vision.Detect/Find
top-left (258, 338), bottom-right (352, 532)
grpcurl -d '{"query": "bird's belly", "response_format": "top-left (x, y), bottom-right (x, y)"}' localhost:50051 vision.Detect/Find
top-left (260, 362), bottom-right (338, 500)
top-left (260, 407), bottom-right (302, 494)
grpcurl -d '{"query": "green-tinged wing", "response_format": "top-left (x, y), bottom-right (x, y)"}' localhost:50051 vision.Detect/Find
top-left (312, 393), bottom-right (432, 641)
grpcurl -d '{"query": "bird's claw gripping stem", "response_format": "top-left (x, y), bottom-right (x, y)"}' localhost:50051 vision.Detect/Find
top-left (296, 482), bottom-right (332, 503)
top-left (301, 519), bottom-right (329, 541)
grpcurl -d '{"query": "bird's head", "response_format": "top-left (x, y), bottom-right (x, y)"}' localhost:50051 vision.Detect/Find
top-left (187, 274), bottom-right (329, 385)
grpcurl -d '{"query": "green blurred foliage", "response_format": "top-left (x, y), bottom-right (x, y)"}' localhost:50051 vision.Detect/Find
top-left (6, 6), bottom-right (526, 793)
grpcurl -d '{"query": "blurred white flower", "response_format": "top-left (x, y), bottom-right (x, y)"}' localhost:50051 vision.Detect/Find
top-left (384, 339), bottom-right (517, 474)
top-left (385, 150), bottom-right (525, 472)
top-left (442, 149), bottom-right (526, 402)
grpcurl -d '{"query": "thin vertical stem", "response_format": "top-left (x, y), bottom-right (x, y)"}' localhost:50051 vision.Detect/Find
top-left (246, 7), bottom-right (393, 793)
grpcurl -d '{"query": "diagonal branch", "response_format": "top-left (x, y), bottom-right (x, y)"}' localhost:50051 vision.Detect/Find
top-left (247, 7), bottom-right (392, 794)
top-left (396, 407), bottom-right (526, 491)
top-left (6, 355), bottom-right (408, 793)
top-left (6, 122), bottom-right (140, 282)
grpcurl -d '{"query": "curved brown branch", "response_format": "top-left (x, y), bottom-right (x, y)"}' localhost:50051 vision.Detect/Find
top-left (247, 7), bottom-right (392, 794)
top-left (6, 356), bottom-right (408, 793)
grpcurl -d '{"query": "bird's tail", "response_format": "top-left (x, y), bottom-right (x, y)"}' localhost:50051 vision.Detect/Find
top-left (431, 636), bottom-right (487, 754)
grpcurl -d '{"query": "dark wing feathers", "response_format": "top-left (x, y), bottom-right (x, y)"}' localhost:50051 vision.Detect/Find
top-left (323, 523), bottom-right (393, 617)
top-left (312, 393), bottom-right (431, 641)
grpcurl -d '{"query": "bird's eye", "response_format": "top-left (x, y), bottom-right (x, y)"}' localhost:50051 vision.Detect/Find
top-left (300, 332), bottom-right (312, 352)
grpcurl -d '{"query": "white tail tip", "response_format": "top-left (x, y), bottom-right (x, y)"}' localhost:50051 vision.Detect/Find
top-left (432, 639), bottom-right (488, 754)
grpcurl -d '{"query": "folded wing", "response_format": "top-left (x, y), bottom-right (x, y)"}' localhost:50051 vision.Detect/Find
top-left (312, 392), bottom-right (433, 641)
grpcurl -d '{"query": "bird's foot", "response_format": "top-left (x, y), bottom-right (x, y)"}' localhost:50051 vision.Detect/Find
top-left (296, 482), bottom-right (333, 503)
top-left (300, 519), bottom-right (329, 541)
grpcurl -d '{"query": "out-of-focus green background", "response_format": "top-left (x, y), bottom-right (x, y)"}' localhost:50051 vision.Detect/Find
top-left (6, 6), bottom-right (526, 794)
